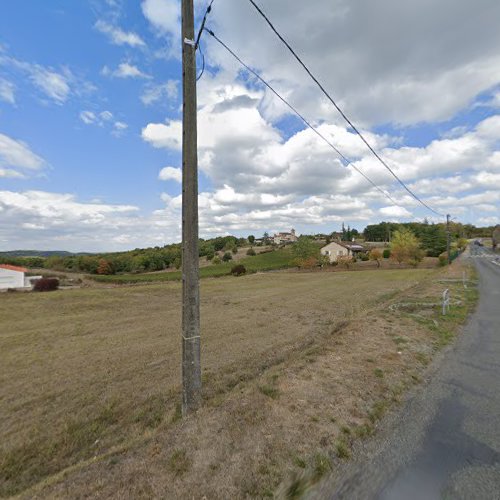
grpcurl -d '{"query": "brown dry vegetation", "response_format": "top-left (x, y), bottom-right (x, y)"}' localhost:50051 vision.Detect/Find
top-left (0, 262), bottom-right (476, 498)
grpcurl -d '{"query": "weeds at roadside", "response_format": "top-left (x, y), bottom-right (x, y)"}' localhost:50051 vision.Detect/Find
top-left (354, 423), bottom-right (374, 439)
top-left (368, 400), bottom-right (388, 424)
top-left (335, 440), bottom-right (350, 459)
top-left (313, 453), bottom-right (331, 479)
top-left (293, 456), bottom-right (307, 469)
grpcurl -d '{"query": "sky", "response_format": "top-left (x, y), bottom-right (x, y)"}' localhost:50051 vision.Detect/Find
top-left (0, 0), bottom-right (499, 252)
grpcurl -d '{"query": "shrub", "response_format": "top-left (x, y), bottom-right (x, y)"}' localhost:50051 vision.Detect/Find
top-left (231, 246), bottom-right (238, 255)
top-left (337, 256), bottom-right (353, 269)
top-left (360, 254), bottom-right (369, 261)
top-left (222, 252), bottom-right (233, 262)
top-left (246, 248), bottom-right (256, 256)
top-left (96, 259), bottom-right (113, 275)
top-left (205, 251), bottom-right (215, 261)
top-left (231, 264), bottom-right (246, 276)
top-left (294, 256), bottom-right (318, 269)
top-left (369, 248), bottom-right (383, 268)
top-left (212, 256), bottom-right (221, 265)
top-left (33, 277), bottom-right (59, 292)
top-left (438, 254), bottom-right (448, 266)
top-left (383, 249), bottom-right (391, 259)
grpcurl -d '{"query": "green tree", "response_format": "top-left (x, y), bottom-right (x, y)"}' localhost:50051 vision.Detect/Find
top-left (248, 235), bottom-right (255, 244)
top-left (390, 228), bottom-right (424, 266)
top-left (292, 236), bottom-right (320, 261)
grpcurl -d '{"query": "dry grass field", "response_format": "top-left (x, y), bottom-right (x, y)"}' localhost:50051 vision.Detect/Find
top-left (0, 265), bottom-right (476, 498)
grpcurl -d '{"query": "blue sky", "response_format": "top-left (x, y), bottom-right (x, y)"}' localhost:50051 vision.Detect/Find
top-left (0, 0), bottom-right (499, 251)
top-left (0, 0), bottom-right (184, 208)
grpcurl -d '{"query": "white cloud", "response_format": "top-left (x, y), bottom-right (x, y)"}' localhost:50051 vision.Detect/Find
top-left (94, 20), bottom-right (146, 48)
top-left (0, 168), bottom-right (25, 179)
top-left (140, 80), bottom-right (178, 105)
top-left (158, 166), bottom-right (181, 182)
top-left (141, 0), bottom-right (179, 37)
top-left (79, 109), bottom-right (126, 136)
top-left (0, 50), bottom-right (93, 105)
top-left (141, 73), bottom-right (500, 236)
top-left (104, 62), bottom-right (151, 79)
top-left (0, 133), bottom-right (46, 178)
top-left (80, 110), bottom-right (97, 124)
top-left (28, 65), bottom-right (71, 104)
top-left (142, 121), bottom-right (182, 150)
top-left (0, 190), bottom-right (144, 252)
top-left (0, 78), bottom-right (15, 104)
top-left (379, 206), bottom-right (412, 218)
top-left (205, 0), bottom-right (500, 127)
top-left (100, 110), bottom-right (113, 121)
top-left (112, 121), bottom-right (128, 137)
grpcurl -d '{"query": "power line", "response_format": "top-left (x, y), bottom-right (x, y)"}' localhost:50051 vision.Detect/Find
top-left (205, 28), bottom-right (415, 215)
top-left (195, 0), bottom-right (216, 50)
top-left (206, 29), bottom-right (399, 207)
top-left (246, 0), bottom-right (444, 218)
top-left (196, 40), bottom-right (206, 81)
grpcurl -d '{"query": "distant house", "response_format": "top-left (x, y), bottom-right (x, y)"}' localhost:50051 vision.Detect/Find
top-left (0, 264), bottom-right (41, 290)
top-left (273, 229), bottom-right (298, 245)
top-left (320, 241), bottom-right (366, 263)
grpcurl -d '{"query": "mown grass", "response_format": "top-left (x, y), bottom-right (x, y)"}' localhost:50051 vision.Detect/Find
top-left (90, 247), bottom-right (295, 284)
top-left (0, 268), bottom-right (440, 496)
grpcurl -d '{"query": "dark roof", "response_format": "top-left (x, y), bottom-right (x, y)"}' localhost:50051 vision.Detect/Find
top-left (341, 243), bottom-right (365, 251)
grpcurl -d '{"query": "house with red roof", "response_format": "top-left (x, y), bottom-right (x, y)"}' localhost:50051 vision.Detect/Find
top-left (0, 264), bottom-right (41, 290)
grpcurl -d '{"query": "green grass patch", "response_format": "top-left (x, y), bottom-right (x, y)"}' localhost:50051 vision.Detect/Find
top-left (313, 453), bottom-right (331, 478)
top-left (258, 385), bottom-right (280, 399)
top-left (90, 247), bottom-right (295, 284)
top-left (168, 449), bottom-right (191, 476)
top-left (335, 440), bottom-right (350, 459)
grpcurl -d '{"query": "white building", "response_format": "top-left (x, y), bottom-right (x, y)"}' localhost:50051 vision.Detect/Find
top-left (0, 264), bottom-right (41, 290)
top-left (320, 241), bottom-right (366, 263)
top-left (273, 229), bottom-right (298, 245)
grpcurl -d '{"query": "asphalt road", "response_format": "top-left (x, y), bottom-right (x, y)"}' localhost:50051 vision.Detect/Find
top-left (312, 246), bottom-right (500, 500)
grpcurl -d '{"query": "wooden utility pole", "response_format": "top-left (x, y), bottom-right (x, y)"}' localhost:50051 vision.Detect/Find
top-left (181, 0), bottom-right (201, 415)
top-left (446, 214), bottom-right (451, 265)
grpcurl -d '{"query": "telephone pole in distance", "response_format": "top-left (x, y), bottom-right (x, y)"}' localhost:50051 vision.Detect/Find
top-left (446, 214), bottom-right (451, 265)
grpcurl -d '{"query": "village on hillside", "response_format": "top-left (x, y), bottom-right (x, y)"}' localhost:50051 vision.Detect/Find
top-left (1, 221), bottom-right (497, 291)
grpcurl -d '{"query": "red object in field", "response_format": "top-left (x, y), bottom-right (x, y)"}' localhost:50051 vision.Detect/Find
top-left (0, 264), bottom-right (29, 273)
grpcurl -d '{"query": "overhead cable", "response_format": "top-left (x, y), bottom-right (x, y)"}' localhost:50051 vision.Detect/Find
top-left (195, 0), bottom-right (216, 50)
top-left (246, 0), bottom-right (444, 218)
top-left (205, 28), bottom-right (414, 213)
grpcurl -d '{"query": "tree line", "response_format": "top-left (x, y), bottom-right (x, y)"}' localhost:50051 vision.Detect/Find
top-left (0, 236), bottom-right (250, 275)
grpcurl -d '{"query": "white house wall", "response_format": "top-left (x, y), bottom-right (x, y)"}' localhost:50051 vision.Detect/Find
top-left (0, 269), bottom-right (25, 289)
top-left (320, 242), bottom-right (351, 263)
